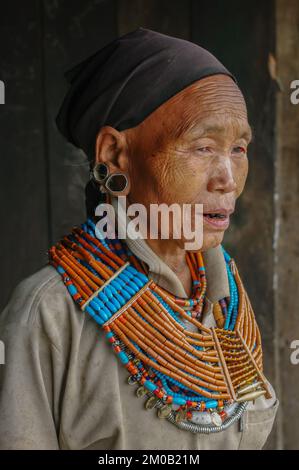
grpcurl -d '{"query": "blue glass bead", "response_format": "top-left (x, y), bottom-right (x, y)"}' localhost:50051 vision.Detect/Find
top-left (98, 291), bottom-right (110, 304)
top-left (119, 273), bottom-right (131, 283)
top-left (105, 301), bottom-right (118, 313)
top-left (87, 218), bottom-right (96, 230)
top-left (132, 276), bottom-right (144, 289)
top-left (118, 351), bottom-right (129, 364)
top-left (125, 269), bottom-right (145, 288)
top-left (106, 331), bottom-right (114, 339)
top-left (108, 284), bottom-right (120, 297)
top-left (205, 400), bottom-right (218, 409)
top-left (126, 266), bottom-right (138, 275)
top-left (115, 277), bottom-right (126, 288)
top-left (122, 284), bottom-right (137, 296)
top-left (97, 292), bottom-right (117, 313)
top-left (121, 268), bottom-right (134, 280)
top-left (110, 279), bottom-right (122, 290)
top-left (143, 380), bottom-right (157, 392)
top-left (92, 297), bottom-right (105, 309)
top-left (122, 274), bottom-right (140, 291)
top-left (89, 300), bottom-right (109, 321)
top-left (103, 286), bottom-right (113, 298)
top-left (118, 296), bottom-right (127, 306)
top-left (85, 305), bottom-right (105, 325)
top-left (122, 272), bottom-right (139, 291)
top-left (136, 272), bottom-right (149, 283)
top-left (109, 296), bottom-right (121, 310)
top-left (67, 284), bottom-right (77, 296)
top-left (131, 281), bottom-right (141, 292)
top-left (89, 299), bottom-right (102, 312)
top-left (172, 397), bottom-right (187, 405)
top-left (93, 298), bottom-right (111, 318)
top-left (118, 287), bottom-right (131, 301)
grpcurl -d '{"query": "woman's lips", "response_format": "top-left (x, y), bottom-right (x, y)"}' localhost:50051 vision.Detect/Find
top-left (203, 213), bottom-right (230, 229)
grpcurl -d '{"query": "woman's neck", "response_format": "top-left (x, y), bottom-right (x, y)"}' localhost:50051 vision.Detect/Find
top-left (145, 238), bottom-right (193, 297)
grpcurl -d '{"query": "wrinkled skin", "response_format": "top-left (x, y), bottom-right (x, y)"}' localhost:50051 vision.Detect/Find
top-left (95, 74), bottom-right (252, 295)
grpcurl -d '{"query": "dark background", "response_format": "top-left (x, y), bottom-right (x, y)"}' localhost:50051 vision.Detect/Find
top-left (0, 0), bottom-right (299, 449)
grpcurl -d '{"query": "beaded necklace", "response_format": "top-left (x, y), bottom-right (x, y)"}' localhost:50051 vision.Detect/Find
top-left (48, 210), bottom-right (272, 434)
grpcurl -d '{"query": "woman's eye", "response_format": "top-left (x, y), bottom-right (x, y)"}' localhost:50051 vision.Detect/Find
top-left (196, 147), bottom-right (212, 153)
top-left (232, 146), bottom-right (247, 154)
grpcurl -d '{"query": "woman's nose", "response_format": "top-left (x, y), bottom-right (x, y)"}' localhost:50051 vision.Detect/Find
top-left (207, 157), bottom-right (237, 193)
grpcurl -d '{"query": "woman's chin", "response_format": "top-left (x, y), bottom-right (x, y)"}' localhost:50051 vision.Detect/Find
top-left (200, 231), bottom-right (225, 251)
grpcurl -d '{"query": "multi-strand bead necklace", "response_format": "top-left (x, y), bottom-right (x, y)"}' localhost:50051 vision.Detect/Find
top-left (48, 214), bottom-right (272, 434)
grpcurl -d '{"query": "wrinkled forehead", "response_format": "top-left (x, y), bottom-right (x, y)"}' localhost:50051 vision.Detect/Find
top-left (162, 75), bottom-right (250, 141)
top-left (126, 75), bottom-right (250, 151)
top-left (186, 113), bottom-right (252, 142)
top-left (174, 75), bottom-right (247, 114)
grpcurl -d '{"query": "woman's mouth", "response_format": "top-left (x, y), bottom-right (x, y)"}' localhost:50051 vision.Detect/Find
top-left (203, 213), bottom-right (230, 229)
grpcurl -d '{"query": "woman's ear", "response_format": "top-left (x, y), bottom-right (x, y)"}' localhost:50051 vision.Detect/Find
top-left (94, 126), bottom-right (131, 197)
top-left (95, 126), bottom-right (129, 172)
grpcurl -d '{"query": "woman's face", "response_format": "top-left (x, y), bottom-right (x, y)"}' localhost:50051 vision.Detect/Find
top-left (124, 74), bottom-right (252, 252)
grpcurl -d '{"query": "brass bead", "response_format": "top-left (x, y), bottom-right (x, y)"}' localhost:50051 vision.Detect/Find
top-left (237, 381), bottom-right (262, 396)
top-left (236, 389), bottom-right (266, 402)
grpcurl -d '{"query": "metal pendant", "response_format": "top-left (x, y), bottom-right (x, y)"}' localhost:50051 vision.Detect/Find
top-left (136, 386), bottom-right (147, 398)
top-left (189, 411), bottom-right (212, 425)
top-left (175, 408), bottom-right (187, 423)
top-left (145, 396), bottom-right (159, 410)
top-left (127, 375), bottom-right (137, 385)
top-left (211, 412), bottom-right (222, 427)
top-left (158, 404), bottom-right (172, 418)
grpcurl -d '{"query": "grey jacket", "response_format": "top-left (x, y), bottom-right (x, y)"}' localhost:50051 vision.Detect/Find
top-left (0, 207), bottom-right (278, 449)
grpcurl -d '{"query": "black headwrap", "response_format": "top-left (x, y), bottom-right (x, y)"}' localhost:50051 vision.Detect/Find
top-left (56, 27), bottom-right (237, 161)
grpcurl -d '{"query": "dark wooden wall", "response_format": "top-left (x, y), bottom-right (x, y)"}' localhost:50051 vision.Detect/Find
top-left (1, 0), bottom-right (298, 449)
top-left (276, 0), bottom-right (299, 450)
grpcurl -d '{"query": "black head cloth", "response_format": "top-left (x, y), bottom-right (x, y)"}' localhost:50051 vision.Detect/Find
top-left (56, 27), bottom-right (237, 160)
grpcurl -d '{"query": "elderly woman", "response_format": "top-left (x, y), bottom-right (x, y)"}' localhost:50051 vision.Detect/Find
top-left (0, 28), bottom-right (278, 450)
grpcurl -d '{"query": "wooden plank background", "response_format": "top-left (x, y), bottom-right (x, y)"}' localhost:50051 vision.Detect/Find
top-left (276, 0), bottom-right (299, 450)
top-left (0, 0), bottom-right (298, 449)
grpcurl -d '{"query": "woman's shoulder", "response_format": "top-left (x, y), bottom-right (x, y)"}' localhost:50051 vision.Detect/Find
top-left (0, 263), bottom-right (81, 332)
